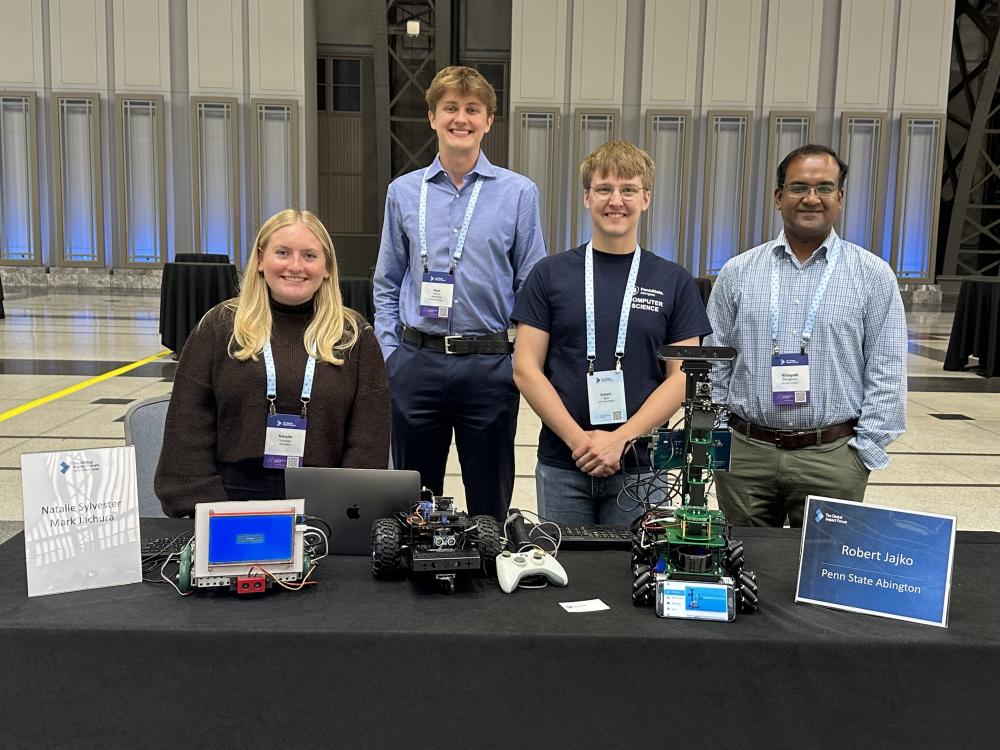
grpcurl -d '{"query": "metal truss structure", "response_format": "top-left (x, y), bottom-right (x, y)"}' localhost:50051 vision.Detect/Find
top-left (371, 1), bottom-right (451, 217)
top-left (942, 0), bottom-right (1000, 278)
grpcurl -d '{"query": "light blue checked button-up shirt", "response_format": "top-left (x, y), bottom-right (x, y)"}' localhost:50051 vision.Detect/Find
top-left (373, 152), bottom-right (546, 358)
top-left (705, 229), bottom-right (907, 470)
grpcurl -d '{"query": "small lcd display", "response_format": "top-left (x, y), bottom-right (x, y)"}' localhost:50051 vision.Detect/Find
top-left (207, 513), bottom-right (295, 565)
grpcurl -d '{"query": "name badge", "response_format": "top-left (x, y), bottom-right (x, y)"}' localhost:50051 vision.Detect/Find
top-left (264, 413), bottom-right (307, 469)
top-left (771, 353), bottom-right (810, 405)
top-left (587, 370), bottom-right (627, 425)
top-left (419, 272), bottom-right (455, 319)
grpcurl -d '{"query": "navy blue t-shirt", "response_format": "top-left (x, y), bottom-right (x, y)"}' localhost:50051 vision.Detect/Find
top-left (512, 244), bottom-right (712, 470)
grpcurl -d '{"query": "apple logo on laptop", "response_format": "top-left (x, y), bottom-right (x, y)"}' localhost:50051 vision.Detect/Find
top-left (346, 504), bottom-right (361, 520)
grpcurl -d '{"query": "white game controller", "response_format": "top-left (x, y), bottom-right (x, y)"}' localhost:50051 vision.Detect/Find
top-left (496, 549), bottom-right (568, 593)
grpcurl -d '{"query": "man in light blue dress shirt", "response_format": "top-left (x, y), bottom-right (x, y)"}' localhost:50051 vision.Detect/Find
top-left (373, 66), bottom-right (546, 520)
top-left (706, 144), bottom-right (907, 527)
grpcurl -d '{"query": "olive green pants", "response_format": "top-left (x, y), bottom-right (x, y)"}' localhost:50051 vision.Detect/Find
top-left (713, 431), bottom-right (870, 528)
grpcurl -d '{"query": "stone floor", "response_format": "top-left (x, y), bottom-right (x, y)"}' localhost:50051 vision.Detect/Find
top-left (1, 289), bottom-right (999, 545)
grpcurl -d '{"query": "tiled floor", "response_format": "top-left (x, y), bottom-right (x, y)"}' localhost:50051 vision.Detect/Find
top-left (2, 289), bottom-right (1000, 543)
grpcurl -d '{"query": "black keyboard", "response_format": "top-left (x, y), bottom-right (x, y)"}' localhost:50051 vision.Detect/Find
top-left (140, 532), bottom-right (192, 558)
top-left (557, 524), bottom-right (633, 550)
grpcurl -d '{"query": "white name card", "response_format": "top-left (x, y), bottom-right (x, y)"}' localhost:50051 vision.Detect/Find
top-left (21, 446), bottom-right (142, 597)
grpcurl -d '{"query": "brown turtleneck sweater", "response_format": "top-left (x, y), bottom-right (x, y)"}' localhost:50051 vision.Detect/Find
top-left (154, 298), bottom-right (390, 517)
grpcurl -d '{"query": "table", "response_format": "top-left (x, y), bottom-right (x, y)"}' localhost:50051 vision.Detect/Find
top-left (159, 261), bottom-right (239, 354)
top-left (944, 277), bottom-right (1000, 377)
top-left (0, 523), bottom-right (996, 749)
top-left (339, 274), bottom-right (375, 323)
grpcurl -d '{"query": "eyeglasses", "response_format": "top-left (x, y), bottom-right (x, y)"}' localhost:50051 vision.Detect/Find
top-left (589, 185), bottom-right (646, 201)
top-left (782, 183), bottom-right (839, 198)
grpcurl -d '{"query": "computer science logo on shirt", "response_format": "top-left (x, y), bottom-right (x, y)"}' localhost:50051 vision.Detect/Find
top-left (631, 286), bottom-right (664, 313)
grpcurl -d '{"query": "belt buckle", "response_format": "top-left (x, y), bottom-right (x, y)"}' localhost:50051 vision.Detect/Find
top-left (443, 335), bottom-right (463, 355)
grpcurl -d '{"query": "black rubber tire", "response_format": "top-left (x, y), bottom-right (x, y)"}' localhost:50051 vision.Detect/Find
top-left (630, 536), bottom-right (648, 570)
top-left (723, 539), bottom-right (745, 576)
top-left (632, 563), bottom-right (655, 607)
top-left (471, 515), bottom-right (503, 574)
top-left (736, 569), bottom-right (759, 613)
top-left (371, 518), bottom-right (403, 579)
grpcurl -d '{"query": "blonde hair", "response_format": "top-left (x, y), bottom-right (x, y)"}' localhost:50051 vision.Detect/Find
top-left (425, 66), bottom-right (497, 116)
top-left (580, 140), bottom-right (655, 191)
top-left (227, 209), bottom-right (359, 365)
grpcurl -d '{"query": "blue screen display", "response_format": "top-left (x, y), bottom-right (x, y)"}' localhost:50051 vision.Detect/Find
top-left (685, 585), bottom-right (728, 613)
top-left (207, 514), bottom-right (295, 565)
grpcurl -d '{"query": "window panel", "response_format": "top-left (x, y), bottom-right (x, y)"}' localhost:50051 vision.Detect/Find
top-left (192, 98), bottom-right (238, 261)
top-left (838, 113), bottom-right (886, 255)
top-left (701, 112), bottom-right (751, 276)
top-left (252, 100), bottom-right (298, 229)
top-left (316, 58), bottom-right (327, 111)
top-left (764, 112), bottom-right (812, 242)
top-left (892, 114), bottom-right (944, 282)
top-left (118, 96), bottom-right (165, 266)
top-left (643, 111), bottom-right (690, 265)
top-left (332, 58), bottom-right (361, 113)
top-left (572, 110), bottom-right (620, 247)
top-left (513, 108), bottom-right (561, 254)
top-left (54, 94), bottom-right (103, 266)
top-left (0, 93), bottom-right (39, 263)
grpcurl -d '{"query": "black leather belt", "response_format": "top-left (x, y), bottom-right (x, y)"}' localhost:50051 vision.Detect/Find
top-left (401, 326), bottom-right (512, 355)
top-left (729, 414), bottom-right (858, 450)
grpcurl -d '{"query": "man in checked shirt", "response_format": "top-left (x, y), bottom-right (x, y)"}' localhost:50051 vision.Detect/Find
top-left (705, 144), bottom-right (907, 527)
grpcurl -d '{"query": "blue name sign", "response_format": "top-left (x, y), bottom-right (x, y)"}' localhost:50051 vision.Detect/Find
top-left (796, 496), bottom-right (956, 628)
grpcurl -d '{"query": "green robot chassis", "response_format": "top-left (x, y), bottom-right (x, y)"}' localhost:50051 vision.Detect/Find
top-left (630, 346), bottom-right (759, 617)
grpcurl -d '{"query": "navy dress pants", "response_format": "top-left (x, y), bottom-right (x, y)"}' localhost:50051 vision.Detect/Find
top-left (387, 340), bottom-right (519, 521)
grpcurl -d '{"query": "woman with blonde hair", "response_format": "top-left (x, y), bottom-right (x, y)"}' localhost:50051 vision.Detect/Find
top-left (156, 209), bottom-right (389, 517)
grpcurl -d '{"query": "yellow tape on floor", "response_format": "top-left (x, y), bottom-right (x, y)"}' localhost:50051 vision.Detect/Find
top-left (0, 350), bottom-right (173, 423)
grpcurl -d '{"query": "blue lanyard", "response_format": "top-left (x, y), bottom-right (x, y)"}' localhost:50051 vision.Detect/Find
top-left (585, 242), bottom-right (641, 374)
top-left (418, 168), bottom-right (484, 273)
top-left (263, 341), bottom-right (316, 417)
top-left (769, 237), bottom-right (841, 354)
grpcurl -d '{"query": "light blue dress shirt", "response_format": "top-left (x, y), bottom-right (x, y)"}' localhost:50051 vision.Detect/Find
top-left (705, 229), bottom-right (907, 470)
top-left (373, 152), bottom-right (546, 358)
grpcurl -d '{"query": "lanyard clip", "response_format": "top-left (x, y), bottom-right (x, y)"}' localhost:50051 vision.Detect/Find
top-left (615, 354), bottom-right (623, 372)
top-left (587, 356), bottom-right (596, 376)
top-left (267, 395), bottom-right (277, 416)
top-left (300, 397), bottom-right (309, 419)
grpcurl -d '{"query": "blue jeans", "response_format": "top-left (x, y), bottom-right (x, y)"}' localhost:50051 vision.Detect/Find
top-left (535, 462), bottom-right (661, 526)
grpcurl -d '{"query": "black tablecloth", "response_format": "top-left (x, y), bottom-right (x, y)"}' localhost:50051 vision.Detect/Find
top-left (159, 261), bottom-right (239, 354)
top-left (0, 268), bottom-right (5, 319)
top-left (340, 275), bottom-right (374, 323)
top-left (174, 252), bottom-right (231, 264)
top-left (0, 523), bottom-right (996, 749)
top-left (944, 278), bottom-right (1000, 377)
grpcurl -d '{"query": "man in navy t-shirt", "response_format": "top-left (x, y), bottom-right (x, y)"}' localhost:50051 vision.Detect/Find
top-left (512, 141), bottom-right (711, 525)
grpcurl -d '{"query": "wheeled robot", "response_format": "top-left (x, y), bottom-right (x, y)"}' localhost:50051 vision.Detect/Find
top-left (370, 494), bottom-right (504, 594)
top-left (630, 346), bottom-right (760, 618)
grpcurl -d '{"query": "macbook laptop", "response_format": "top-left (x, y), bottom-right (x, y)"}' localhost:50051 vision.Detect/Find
top-left (284, 467), bottom-right (421, 555)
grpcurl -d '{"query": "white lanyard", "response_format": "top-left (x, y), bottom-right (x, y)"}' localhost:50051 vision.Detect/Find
top-left (418, 168), bottom-right (484, 273)
top-left (769, 238), bottom-right (841, 354)
top-left (263, 341), bottom-right (316, 418)
top-left (584, 242), bottom-right (641, 373)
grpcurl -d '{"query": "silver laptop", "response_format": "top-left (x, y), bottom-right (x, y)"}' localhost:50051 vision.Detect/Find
top-left (284, 467), bottom-right (421, 555)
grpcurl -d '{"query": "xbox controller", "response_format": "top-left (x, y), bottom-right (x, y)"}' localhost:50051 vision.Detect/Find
top-left (496, 549), bottom-right (568, 593)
